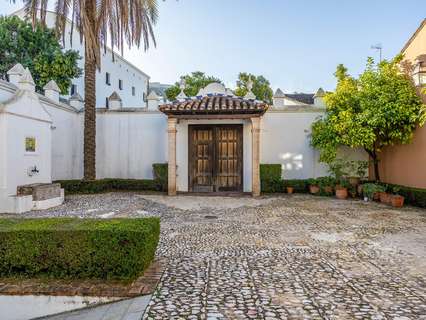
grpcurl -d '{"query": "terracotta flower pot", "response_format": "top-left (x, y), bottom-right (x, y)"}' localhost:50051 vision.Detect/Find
top-left (335, 187), bottom-right (348, 200)
top-left (324, 186), bottom-right (333, 194)
top-left (309, 185), bottom-right (320, 194)
top-left (391, 195), bottom-right (405, 208)
top-left (373, 192), bottom-right (380, 201)
top-left (379, 192), bottom-right (391, 204)
top-left (286, 186), bottom-right (294, 194)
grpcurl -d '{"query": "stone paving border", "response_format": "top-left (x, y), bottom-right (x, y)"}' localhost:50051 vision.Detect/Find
top-left (0, 259), bottom-right (166, 297)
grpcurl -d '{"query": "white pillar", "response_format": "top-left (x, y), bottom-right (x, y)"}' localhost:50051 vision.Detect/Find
top-left (168, 118), bottom-right (178, 196)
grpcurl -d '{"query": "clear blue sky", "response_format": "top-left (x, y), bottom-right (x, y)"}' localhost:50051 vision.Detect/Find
top-left (1, 0), bottom-right (425, 93)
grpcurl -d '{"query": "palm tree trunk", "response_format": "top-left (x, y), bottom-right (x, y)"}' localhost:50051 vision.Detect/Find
top-left (83, 49), bottom-right (97, 180)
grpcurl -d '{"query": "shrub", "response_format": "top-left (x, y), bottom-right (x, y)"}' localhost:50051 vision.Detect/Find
top-left (153, 163), bottom-right (168, 192)
top-left (307, 178), bottom-right (318, 186)
top-left (317, 176), bottom-right (336, 195)
top-left (260, 164), bottom-right (283, 193)
top-left (283, 179), bottom-right (309, 193)
top-left (56, 178), bottom-right (158, 194)
top-left (362, 183), bottom-right (386, 200)
top-left (379, 183), bottom-right (426, 208)
top-left (0, 218), bottom-right (160, 280)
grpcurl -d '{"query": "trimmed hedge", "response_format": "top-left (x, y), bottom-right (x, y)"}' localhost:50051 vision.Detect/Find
top-left (0, 218), bottom-right (160, 280)
top-left (260, 164), bottom-right (283, 193)
top-left (56, 178), bottom-right (158, 194)
top-left (153, 163), bottom-right (168, 192)
top-left (283, 179), bottom-right (309, 193)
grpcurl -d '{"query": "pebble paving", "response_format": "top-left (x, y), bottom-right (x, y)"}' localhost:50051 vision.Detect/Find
top-left (7, 193), bottom-right (426, 320)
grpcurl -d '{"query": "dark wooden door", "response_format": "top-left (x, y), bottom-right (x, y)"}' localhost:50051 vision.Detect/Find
top-left (189, 125), bottom-right (243, 192)
top-left (189, 126), bottom-right (214, 192)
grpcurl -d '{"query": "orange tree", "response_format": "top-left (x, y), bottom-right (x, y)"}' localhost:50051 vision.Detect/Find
top-left (311, 55), bottom-right (426, 181)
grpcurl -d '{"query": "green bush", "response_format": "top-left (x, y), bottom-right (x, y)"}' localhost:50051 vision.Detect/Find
top-left (316, 176), bottom-right (336, 195)
top-left (283, 179), bottom-right (309, 193)
top-left (260, 164), bottom-right (283, 193)
top-left (153, 163), bottom-right (168, 192)
top-left (56, 178), bottom-right (158, 194)
top-left (379, 183), bottom-right (426, 208)
top-left (0, 218), bottom-right (160, 280)
top-left (362, 183), bottom-right (386, 200)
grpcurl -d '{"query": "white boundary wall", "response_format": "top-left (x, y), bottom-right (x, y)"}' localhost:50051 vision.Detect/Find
top-left (0, 75), bottom-right (368, 197)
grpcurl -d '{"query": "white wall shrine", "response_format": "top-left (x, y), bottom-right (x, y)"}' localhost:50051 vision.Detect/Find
top-left (0, 66), bottom-right (64, 213)
top-left (0, 67), bottom-right (369, 211)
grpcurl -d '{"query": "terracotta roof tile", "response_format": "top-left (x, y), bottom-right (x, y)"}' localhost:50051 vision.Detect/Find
top-left (159, 95), bottom-right (268, 115)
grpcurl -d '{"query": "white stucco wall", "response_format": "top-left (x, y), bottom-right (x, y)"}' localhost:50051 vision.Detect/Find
top-left (43, 102), bottom-right (84, 180)
top-left (261, 110), bottom-right (328, 179)
top-left (0, 85), bottom-right (53, 212)
top-left (13, 9), bottom-right (150, 108)
top-left (96, 111), bottom-right (168, 179)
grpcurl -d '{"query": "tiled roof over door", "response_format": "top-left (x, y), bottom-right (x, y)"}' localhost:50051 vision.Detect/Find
top-left (159, 94), bottom-right (268, 116)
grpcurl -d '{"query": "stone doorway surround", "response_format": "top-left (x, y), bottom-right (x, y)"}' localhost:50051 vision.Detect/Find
top-left (159, 82), bottom-right (268, 197)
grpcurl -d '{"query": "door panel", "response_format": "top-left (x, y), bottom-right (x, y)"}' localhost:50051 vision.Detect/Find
top-left (189, 127), bottom-right (214, 192)
top-left (215, 126), bottom-right (242, 191)
top-left (189, 125), bottom-right (243, 192)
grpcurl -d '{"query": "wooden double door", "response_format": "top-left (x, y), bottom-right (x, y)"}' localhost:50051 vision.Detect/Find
top-left (189, 124), bottom-right (243, 192)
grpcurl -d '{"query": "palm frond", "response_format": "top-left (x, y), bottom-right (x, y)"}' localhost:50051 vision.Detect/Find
top-left (21, 0), bottom-right (158, 67)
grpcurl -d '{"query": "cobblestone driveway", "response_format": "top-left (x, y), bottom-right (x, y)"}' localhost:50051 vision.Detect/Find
top-left (9, 193), bottom-right (426, 319)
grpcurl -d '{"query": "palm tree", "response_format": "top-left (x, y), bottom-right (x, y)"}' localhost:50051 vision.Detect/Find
top-left (21, 0), bottom-right (158, 180)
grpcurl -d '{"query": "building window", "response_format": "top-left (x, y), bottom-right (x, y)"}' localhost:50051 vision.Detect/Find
top-left (70, 84), bottom-right (77, 95)
top-left (105, 97), bottom-right (109, 108)
top-left (132, 86), bottom-right (135, 96)
top-left (106, 72), bottom-right (111, 85)
top-left (119, 79), bottom-right (123, 90)
top-left (143, 92), bottom-right (146, 102)
top-left (25, 137), bottom-right (36, 152)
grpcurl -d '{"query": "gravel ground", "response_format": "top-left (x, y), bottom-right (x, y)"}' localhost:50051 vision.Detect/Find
top-left (4, 193), bottom-right (426, 319)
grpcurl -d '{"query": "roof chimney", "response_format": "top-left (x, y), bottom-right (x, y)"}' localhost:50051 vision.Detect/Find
top-left (18, 68), bottom-right (35, 92)
top-left (314, 88), bottom-right (326, 107)
top-left (108, 91), bottom-right (122, 110)
top-left (147, 90), bottom-right (160, 110)
top-left (272, 88), bottom-right (286, 108)
top-left (7, 63), bottom-right (25, 85)
top-left (69, 93), bottom-right (84, 110)
top-left (43, 80), bottom-right (61, 102)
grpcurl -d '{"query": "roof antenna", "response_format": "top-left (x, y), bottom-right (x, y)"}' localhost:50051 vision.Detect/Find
top-left (371, 43), bottom-right (383, 63)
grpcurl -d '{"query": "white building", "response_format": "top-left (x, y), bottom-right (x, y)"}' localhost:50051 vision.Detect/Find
top-left (13, 8), bottom-right (150, 108)
top-left (0, 64), bottom-right (367, 212)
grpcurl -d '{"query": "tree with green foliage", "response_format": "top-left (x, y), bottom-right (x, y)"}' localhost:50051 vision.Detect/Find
top-left (311, 55), bottom-right (426, 181)
top-left (235, 72), bottom-right (273, 103)
top-left (18, 0), bottom-right (158, 180)
top-left (0, 16), bottom-right (81, 94)
top-left (165, 71), bottom-right (222, 101)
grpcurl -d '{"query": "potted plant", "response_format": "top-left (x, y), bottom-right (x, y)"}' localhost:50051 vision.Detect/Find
top-left (391, 186), bottom-right (405, 208)
top-left (362, 183), bottom-right (386, 201)
top-left (379, 184), bottom-right (391, 204)
top-left (307, 178), bottom-right (320, 194)
top-left (317, 176), bottom-right (335, 196)
top-left (335, 178), bottom-right (350, 200)
top-left (286, 186), bottom-right (294, 194)
top-left (348, 184), bottom-right (357, 198)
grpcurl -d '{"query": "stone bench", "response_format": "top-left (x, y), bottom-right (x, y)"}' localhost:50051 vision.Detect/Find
top-left (16, 183), bottom-right (64, 211)
top-left (17, 183), bottom-right (62, 201)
